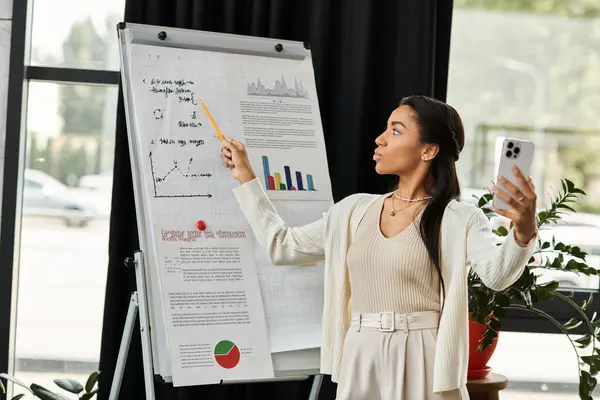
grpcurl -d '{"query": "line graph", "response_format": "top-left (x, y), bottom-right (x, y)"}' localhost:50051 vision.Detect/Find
top-left (149, 151), bottom-right (213, 198)
top-left (247, 76), bottom-right (309, 99)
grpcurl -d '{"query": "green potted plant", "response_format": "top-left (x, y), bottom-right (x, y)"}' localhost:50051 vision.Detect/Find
top-left (468, 179), bottom-right (600, 399)
top-left (0, 371), bottom-right (99, 400)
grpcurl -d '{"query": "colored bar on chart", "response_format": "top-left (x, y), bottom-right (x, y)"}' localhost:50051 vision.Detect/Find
top-left (295, 171), bottom-right (305, 190)
top-left (262, 156), bottom-right (270, 189)
top-left (284, 166), bottom-right (293, 190)
top-left (261, 155), bottom-right (315, 192)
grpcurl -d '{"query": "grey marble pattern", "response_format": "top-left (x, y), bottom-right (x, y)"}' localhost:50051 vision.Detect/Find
top-left (0, 0), bottom-right (11, 19)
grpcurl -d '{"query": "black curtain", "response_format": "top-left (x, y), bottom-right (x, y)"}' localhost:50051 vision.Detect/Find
top-left (98, 1), bottom-right (454, 399)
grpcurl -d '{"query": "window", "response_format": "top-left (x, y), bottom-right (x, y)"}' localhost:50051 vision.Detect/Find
top-left (30, 0), bottom-right (124, 70)
top-left (13, 82), bottom-right (117, 393)
top-left (448, 0), bottom-right (600, 397)
top-left (2, 0), bottom-right (123, 396)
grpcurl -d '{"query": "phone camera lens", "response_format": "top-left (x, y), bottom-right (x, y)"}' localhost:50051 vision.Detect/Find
top-left (507, 142), bottom-right (514, 149)
top-left (506, 150), bottom-right (513, 158)
top-left (514, 147), bottom-right (520, 154)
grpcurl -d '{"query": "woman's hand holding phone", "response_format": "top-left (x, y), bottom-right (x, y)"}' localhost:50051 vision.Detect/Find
top-left (491, 164), bottom-right (538, 245)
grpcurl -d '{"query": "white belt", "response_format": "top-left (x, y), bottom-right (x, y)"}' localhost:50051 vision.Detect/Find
top-left (350, 311), bottom-right (440, 333)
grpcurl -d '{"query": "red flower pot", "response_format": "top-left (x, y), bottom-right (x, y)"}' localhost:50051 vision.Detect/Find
top-left (467, 314), bottom-right (499, 380)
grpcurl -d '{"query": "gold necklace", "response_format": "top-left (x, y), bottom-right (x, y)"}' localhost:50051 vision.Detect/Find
top-left (390, 196), bottom-right (417, 216)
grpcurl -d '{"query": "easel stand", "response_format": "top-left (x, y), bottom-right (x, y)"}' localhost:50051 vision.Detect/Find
top-left (109, 251), bottom-right (156, 400)
top-left (108, 251), bottom-right (323, 399)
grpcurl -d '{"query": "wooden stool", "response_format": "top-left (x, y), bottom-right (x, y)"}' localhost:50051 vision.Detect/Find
top-left (466, 373), bottom-right (508, 400)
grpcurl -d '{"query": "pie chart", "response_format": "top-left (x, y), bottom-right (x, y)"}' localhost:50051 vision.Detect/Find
top-left (214, 340), bottom-right (241, 369)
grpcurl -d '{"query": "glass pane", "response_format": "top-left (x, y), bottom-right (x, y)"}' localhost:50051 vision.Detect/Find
top-left (12, 82), bottom-right (116, 395)
top-left (30, 0), bottom-right (125, 70)
top-left (449, 3), bottom-right (600, 293)
top-left (490, 331), bottom-right (583, 398)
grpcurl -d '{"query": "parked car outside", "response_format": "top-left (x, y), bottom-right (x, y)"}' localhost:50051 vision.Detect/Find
top-left (79, 170), bottom-right (113, 191)
top-left (23, 169), bottom-right (97, 228)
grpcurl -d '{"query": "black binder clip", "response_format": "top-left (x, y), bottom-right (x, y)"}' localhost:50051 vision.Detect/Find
top-left (158, 31), bottom-right (167, 41)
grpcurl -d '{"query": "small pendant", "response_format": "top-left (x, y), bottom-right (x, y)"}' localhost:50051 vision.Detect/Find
top-left (390, 210), bottom-right (396, 216)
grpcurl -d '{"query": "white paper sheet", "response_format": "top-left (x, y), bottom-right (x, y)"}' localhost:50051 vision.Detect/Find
top-left (154, 223), bottom-right (274, 386)
top-left (126, 42), bottom-right (335, 377)
top-left (235, 60), bottom-right (333, 201)
top-left (254, 201), bottom-right (330, 353)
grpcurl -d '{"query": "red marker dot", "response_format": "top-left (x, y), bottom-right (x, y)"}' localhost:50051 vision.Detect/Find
top-left (196, 220), bottom-right (206, 231)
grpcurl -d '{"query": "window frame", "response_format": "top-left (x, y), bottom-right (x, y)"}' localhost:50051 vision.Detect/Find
top-left (0, 0), bottom-right (120, 382)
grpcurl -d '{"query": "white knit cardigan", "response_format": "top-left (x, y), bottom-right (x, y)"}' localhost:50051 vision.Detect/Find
top-left (232, 178), bottom-right (536, 394)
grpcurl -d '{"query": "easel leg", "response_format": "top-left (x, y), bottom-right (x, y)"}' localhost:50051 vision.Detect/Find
top-left (134, 251), bottom-right (157, 400)
top-left (308, 374), bottom-right (323, 400)
top-left (109, 293), bottom-right (139, 400)
top-left (108, 251), bottom-right (157, 400)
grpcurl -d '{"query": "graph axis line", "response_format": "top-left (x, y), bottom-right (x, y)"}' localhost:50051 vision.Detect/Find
top-left (149, 151), bottom-right (158, 197)
top-left (148, 150), bottom-right (213, 199)
top-left (154, 194), bottom-right (212, 199)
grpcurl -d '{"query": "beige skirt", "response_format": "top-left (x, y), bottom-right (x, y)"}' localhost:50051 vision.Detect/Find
top-left (335, 311), bottom-right (469, 400)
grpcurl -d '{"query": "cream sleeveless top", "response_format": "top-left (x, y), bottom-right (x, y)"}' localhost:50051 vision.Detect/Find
top-left (346, 195), bottom-right (441, 314)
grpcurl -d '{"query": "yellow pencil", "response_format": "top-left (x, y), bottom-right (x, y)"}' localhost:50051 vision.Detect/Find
top-left (200, 101), bottom-right (225, 141)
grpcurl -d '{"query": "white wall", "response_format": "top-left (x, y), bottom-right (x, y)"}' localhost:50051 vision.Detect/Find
top-left (0, 0), bottom-right (12, 216)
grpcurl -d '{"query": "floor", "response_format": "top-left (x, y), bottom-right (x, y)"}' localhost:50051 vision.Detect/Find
top-left (2, 371), bottom-right (585, 399)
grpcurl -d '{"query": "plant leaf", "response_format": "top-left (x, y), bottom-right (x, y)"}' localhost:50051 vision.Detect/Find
top-left (477, 194), bottom-right (492, 207)
top-left (580, 370), bottom-right (596, 399)
top-left (489, 318), bottom-right (501, 331)
top-left (563, 318), bottom-right (583, 330)
top-left (80, 388), bottom-right (98, 400)
top-left (493, 226), bottom-right (508, 237)
top-left (557, 203), bottom-right (576, 212)
top-left (11, 394), bottom-right (26, 400)
top-left (53, 379), bottom-right (83, 394)
top-left (30, 384), bottom-right (63, 400)
top-left (85, 371), bottom-right (100, 393)
top-left (494, 293), bottom-right (511, 307)
top-left (575, 334), bottom-right (593, 348)
top-left (582, 293), bottom-right (594, 311)
top-left (541, 281), bottom-right (560, 292)
top-left (492, 306), bottom-right (507, 318)
top-left (0, 375), bottom-right (32, 393)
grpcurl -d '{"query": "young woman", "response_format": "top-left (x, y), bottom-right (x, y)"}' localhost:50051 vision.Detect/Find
top-left (220, 95), bottom-right (537, 399)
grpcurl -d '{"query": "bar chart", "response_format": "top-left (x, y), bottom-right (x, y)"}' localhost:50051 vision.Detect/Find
top-left (261, 155), bottom-right (316, 191)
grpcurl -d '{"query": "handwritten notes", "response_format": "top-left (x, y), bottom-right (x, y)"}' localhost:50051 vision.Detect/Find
top-left (151, 138), bottom-right (204, 147)
top-left (143, 78), bottom-right (197, 103)
top-left (154, 223), bottom-right (274, 386)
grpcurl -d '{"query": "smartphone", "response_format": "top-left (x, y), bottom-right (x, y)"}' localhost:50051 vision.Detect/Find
top-left (492, 137), bottom-right (535, 210)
